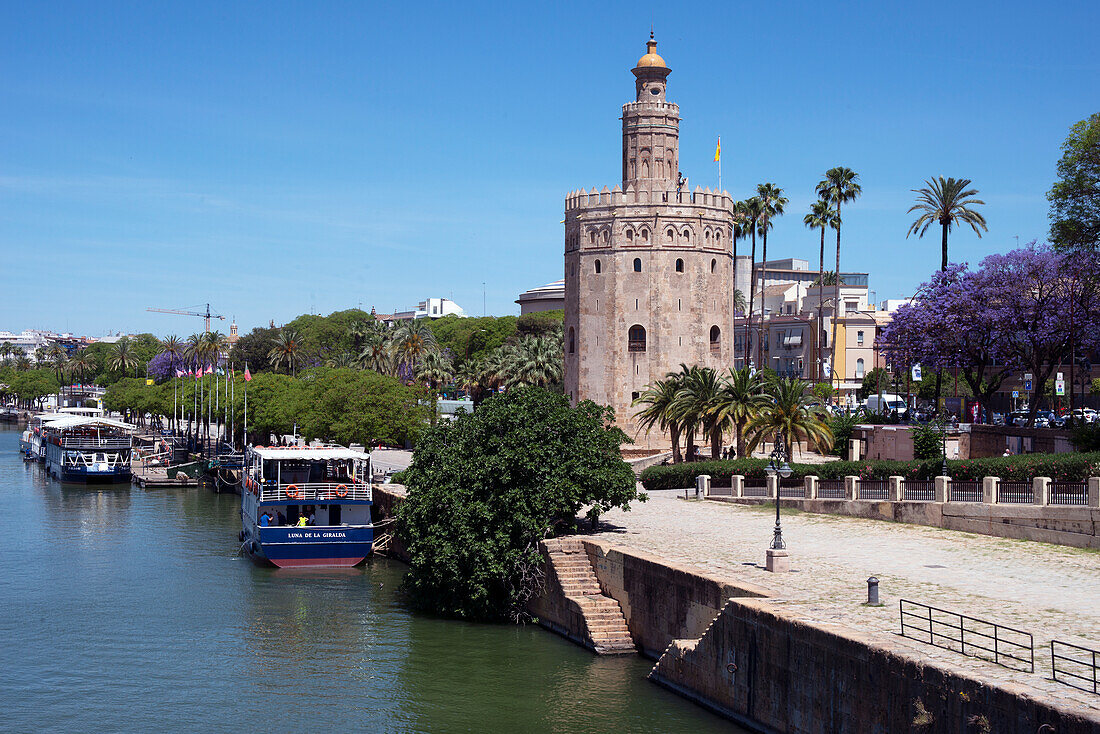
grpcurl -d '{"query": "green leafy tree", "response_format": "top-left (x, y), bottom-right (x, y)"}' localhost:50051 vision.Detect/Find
top-left (516, 310), bottom-right (563, 337)
top-left (427, 315), bottom-right (518, 362)
top-left (857, 367), bottom-right (891, 402)
top-left (398, 388), bottom-right (642, 622)
top-left (1048, 113), bottom-right (1100, 251)
top-left (228, 326), bottom-right (279, 373)
top-left (907, 176), bottom-right (988, 271)
top-left (296, 368), bottom-right (429, 447)
top-left (911, 420), bottom-right (946, 460)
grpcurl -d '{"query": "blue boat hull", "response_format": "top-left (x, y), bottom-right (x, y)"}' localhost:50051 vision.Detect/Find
top-left (244, 525), bottom-right (374, 568)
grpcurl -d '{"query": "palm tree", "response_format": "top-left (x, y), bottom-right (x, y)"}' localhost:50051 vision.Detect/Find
top-left (632, 375), bottom-right (684, 463)
top-left (0, 342), bottom-right (12, 365)
top-left (68, 350), bottom-right (95, 386)
top-left (48, 344), bottom-right (67, 383)
top-left (665, 364), bottom-right (704, 461)
top-left (743, 378), bottom-right (833, 458)
top-left (325, 351), bottom-right (359, 369)
top-left (357, 330), bottom-right (394, 374)
top-left (742, 197), bottom-right (765, 367)
top-left (907, 176), bottom-right (988, 271)
top-left (13, 354), bottom-right (31, 372)
top-left (108, 339), bottom-right (139, 377)
top-left (454, 358), bottom-right (486, 406)
top-left (393, 320), bottom-right (438, 372)
top-left (716, 367), bottom-right (769, 459)
top-left (267, 329), bottom-right (303, 376)
top-left (416, 350), bottom-right (454, 392)
top-left (505, 335), bottom-right (563, 389)
top-left (733, 289), bottom-right (747, 315)
top-left (671, 366), bottom-right (727, 461)
top-left (804, 199), bottom-right (839, 382)
top-left (755, 183), bottom-right (788, 371)
top-left (816, 167), bottom-right (862, 385)
top-left (159, 334), bottom-right (184, 370)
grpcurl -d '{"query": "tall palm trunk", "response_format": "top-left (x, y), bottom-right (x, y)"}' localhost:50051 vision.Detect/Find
top-left (940, 217), bottom-right (950, 271)
top-left (759, 225), bottom-right (768, 374)
top-left (829, 201), bottom-right (843, 389)
top-left (736, 420), bottom-right (747, 460)
top-left (685, 426), bottom-right (696, 462)
top-left (746, 228), bottom-right (758, 367)
top-left (934, 219), bottom-right (949, 412)
top-left (670, 423), bottom-right (682, 464)
top-left (710, 427), bottom-right (722, 462)
top-left (817, 225), bottom-right (825, 384)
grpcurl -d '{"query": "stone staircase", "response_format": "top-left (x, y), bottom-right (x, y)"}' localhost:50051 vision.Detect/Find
top-left (544, 538), bottom-right (636, 655)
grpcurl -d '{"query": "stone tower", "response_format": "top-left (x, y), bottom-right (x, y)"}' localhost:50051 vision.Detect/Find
top-left (563, 34), bottom-right (736, 447)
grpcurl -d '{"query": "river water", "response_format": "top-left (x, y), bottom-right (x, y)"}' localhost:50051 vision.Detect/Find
top-left (0, 427), bottom-right (742, 733)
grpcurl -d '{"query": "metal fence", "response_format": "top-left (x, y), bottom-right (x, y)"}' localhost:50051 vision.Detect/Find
top-left (743, 483), bottom-right (768, 498)
top-left (1051, 640), bottom-right (1099, 694)
top-left (859, 479), bottom-right (890, 500)
top-left (1050, 482), bottom-right (1089, 506)
top-left (818, 479), bottom-right (846, 499)
top-left (950, 481), bottom-right (983, 502)
top-left (899, 599), bottom-right (1034, 673)
top-left (903, 480), bottom-right (936, 502)
top-left (778, 479), bottom-right (805, 498)
top-left (998, 481), bottom-right (1034, 504)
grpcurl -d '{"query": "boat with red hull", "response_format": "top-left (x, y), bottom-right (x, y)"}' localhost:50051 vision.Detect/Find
top-left (240, 445), bottom-right (373, 568)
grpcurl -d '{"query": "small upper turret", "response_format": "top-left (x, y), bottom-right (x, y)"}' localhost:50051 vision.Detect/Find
top-left (632, 32), bottom-right (671, 102)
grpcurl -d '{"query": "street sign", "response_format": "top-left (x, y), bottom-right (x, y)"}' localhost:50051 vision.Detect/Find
top-left (1057, 372), bottom-right (1064, 381)
top-left (1012, 390), bottom-right (1019, 399)
top-left (1024, 380), bottom-right (1033, 391)
top-left (1056, 380), bottom-right (1066, 396)
top-left (1024, 373), bottom-right (1033, 381)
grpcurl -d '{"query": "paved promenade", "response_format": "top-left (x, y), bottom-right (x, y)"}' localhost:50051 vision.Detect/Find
top-left (594, 490), bottom-right (1100, 713)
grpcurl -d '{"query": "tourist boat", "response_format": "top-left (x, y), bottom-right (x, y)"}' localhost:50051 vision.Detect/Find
top-left (41, 416), bottom-right (135, 483)
top-left (240, 445), bottom-right (374, 568)
top-left (20, 412), bottom-right (63, 461)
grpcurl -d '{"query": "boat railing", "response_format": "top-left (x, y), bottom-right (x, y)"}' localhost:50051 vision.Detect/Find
top-left (54, 437), bottom-right (132, 449)
top-left (254, 481), bottom-right (372, 503)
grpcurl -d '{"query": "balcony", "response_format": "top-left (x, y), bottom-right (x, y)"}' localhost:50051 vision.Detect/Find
top-left (253, 481), bottom-right (373, 503)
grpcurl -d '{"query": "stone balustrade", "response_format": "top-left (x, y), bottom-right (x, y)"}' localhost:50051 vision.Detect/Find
top-left (704, 474), bottom-right (1100, 508)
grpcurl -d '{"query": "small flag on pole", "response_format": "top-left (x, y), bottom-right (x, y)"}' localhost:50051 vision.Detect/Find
top-left (244, 364), bottom-right (252, 382)
top-left (714, 137), bottom-right (721, 162)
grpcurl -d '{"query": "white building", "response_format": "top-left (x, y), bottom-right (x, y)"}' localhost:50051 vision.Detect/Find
top-left (0, 330), bottom-right (57, 360)
top-left (392, 298), bottom-right (466, 321)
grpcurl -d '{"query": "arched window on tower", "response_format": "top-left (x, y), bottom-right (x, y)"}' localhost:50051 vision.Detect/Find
top-left (625, 228), bottom-right (634, 244)
top-left (641, 228), bottom-right (650, 243)
top-left (666, 228), bottom-right (675, 243)
top-left (715, 230), bottom-right (722, 246)
top-left (568, 327), bottom-right (576, 354)
top-left (601, 229), bottom-right (610, 245)
top-left (704, 229), bottom-right (711, 245)
top-left (711, 258), bottom-right (717, 273)
top-left (633, 258), bottom-right (642, 273)
top-left (628, 325), bottom-right (647, 352)
top-left (642, 160), bottom-right (650, 178)
top-left (594, 259), bottom-right (601, 274)
top-left (682, 227), bottom-right (691, 243)
top-left (710, 325), bottom-right (721, 350)
top-left (589, 230), bottom-right (596, 245)
top-left (675, 258), bottom-right (684, 273)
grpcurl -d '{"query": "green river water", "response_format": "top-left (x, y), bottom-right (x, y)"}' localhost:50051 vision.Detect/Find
top-left (0, 426), bottom-right (743, 733)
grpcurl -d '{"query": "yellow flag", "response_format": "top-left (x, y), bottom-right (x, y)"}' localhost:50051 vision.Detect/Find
top-left (714, 137), bottom-right (721, 162)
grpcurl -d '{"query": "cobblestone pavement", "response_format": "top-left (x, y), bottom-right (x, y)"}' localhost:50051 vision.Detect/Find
top-left (594, 490), bottom-right (1100, 713)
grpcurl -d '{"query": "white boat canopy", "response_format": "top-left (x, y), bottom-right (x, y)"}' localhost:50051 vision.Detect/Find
top-left (40, 415), bottom-right (137, 431)
top-left (252, 446), bottom-right (370, 460)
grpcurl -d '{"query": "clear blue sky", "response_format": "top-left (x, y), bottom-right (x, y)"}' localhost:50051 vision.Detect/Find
top-left (2, 1), bottom-right (1097, 337)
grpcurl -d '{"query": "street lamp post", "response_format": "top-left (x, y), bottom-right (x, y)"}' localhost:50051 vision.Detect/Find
top-left (941, 421), bottom-right (949, 478)
top-left (765, 431), bottom-right (793, 570)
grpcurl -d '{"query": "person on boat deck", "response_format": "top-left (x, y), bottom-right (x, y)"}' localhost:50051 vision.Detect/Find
top-left (259, 512), bottom-right (272, 527)
top-left (308, 511), bottom-right (316, 526)
top-left (296, 515), bottom-right (308, 528)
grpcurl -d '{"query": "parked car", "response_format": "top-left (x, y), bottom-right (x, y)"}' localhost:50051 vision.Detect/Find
top-left (1035, 410), bottom-right (1055, 428)
top-left (1071, 408), bottom-right (1097, 424)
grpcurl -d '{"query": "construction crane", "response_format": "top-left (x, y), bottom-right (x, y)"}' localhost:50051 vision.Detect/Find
top-left (146, 303), bottom-right (226, 333)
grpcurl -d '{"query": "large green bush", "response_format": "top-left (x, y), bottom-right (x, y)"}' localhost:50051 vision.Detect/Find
top-left (639, 452), bottom-right (1100, 490)
top-left (398, 388), bottom-right (642, 623)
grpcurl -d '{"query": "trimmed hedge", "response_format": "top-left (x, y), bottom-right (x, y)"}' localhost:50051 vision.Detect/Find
top-left (638, 452), bottom-right (1100, 491)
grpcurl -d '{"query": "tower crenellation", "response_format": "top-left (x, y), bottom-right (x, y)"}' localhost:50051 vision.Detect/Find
top-left (563, 34), bottom-right (738, 446)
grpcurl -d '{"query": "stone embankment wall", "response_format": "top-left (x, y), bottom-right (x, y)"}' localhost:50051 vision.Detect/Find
top-left (650, 597), bottom-right (1100, 734)
top-left (370, 484), bottom-right (410, 562)
top-left (710, 496), bottom-right (1100, 549)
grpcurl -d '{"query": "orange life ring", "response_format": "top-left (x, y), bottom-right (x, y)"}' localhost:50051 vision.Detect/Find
top-left (285, 484), bottom-right (301, 499)
top-left (335, 484), bottom-right (348, 498)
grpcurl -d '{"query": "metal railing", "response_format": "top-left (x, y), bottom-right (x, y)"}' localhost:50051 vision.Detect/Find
top-left (818, 479), bottom-right (846, 499)
top-left (257, 481), bottom-right (372, 502)
top-left (950, 481), bottom-right (982, 502)
top-left (55, 437), bottom-right (132, 448)
top-left (899, 599), bottom-right (1034, 672)
top-left (743, 483), bottom-right (768, 498)
top-left (1050, 482), bottom-right (1089, 506)
top-left (998, 481), bottom-right (1034, 504)
top-left (859, 480), bottom-right (889, 500)
top-left (1051, 640), bottom-right (1099, 694)
top-left (903, 480), bottom-right (935, 501)
top-left (778, 479), bottom-right (805, 498)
